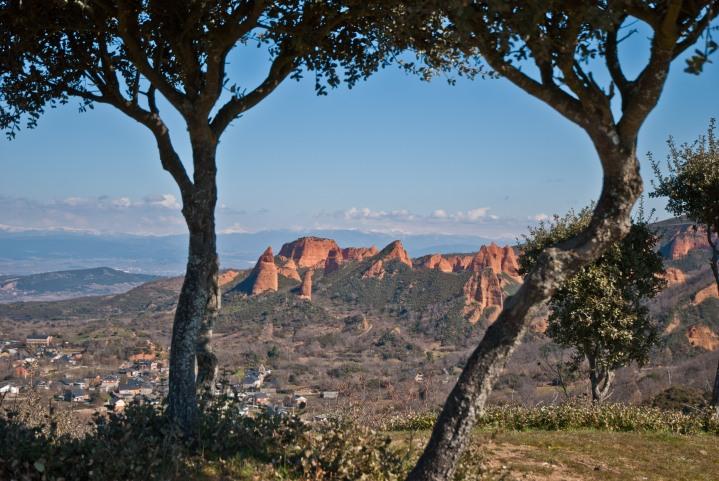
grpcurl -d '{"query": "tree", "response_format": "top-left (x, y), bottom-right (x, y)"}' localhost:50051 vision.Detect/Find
top-left (0, 0), bottom-right (391, 436)
top-left (521, 207), bottom-right (666, 402)
top-left (650, 118), bottom-right (719, 413)
top-left (390, 2), bottom-right (719, 480)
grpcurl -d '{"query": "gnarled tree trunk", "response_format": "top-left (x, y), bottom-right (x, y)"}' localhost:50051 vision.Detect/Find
top-left (709, 229), bottom-right (719, 414)
top-left (406, 143), bottom-right (643, 481)
top-left (166, 138), bottom-right (219, 436)
top-left (587, 353), bottom-right (613, 403)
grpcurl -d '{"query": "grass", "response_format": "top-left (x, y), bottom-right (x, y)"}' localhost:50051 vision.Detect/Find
top-left (394, 430), bottom-right (719, 481)
top-left (194, 429), bottom-right (719, 480)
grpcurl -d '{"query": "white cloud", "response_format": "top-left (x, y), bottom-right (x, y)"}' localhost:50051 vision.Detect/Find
top-left (145, 194), bottom-right (181, 209)
top-left (61, 197), bottom-right (87, 207)
top-left (431, 209), bottom-right (449, 219)
top-left (458, 208), bottom-right (490, 221)
top-left (220, 223), bottom-right (250, 234)
top-left (530, 213), bottom-right (550, 222)
top-left (343, 207), bottom-right (414, 221)
top-left (112, 197), bottom-right (132, 208)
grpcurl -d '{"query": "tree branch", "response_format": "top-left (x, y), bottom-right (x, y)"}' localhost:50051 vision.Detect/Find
top-left (605, 17), bottom-right (630, 97)
top-left (210, 51), bottom-right (296, 137)
top-left (114, 1), bottom-right (189, 114)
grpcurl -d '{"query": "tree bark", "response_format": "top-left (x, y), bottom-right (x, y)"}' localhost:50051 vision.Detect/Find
top-left (709, 230), bottom-right (719, 414)
top-left (587, 353), bottom-right (613, 403)
top-left (166, 138), bottom-right (219, 437)
top-left (406, 145), bottom-right (642, 481)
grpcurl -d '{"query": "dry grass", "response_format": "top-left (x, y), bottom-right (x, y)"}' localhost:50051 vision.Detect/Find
top-left (394, 430), bottom-right (719, 481)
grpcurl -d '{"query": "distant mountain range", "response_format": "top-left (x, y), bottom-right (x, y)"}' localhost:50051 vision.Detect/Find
top-left (0, 228), bottom-right (511, 276)
top-left (0, 267), bottom-right (157, 303)
top-left (1, 217), bottom-right (716, 405)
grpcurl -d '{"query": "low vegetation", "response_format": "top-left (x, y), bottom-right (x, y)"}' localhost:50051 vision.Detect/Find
top-left (381, 401), bottom-right (719, 435)
top-left (2, 394), bottom-right (718, 481)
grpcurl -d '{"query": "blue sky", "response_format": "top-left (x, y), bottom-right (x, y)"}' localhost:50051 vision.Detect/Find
top-left (1, 31), bottom-right (717, 238)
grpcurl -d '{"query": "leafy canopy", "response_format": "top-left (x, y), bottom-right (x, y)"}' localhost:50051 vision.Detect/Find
top-left (520, 205), bottom-right (666, 371)
top-left (0, 0), bottom-right (394, 140)
top-left (650, 118), bottom-right (719, 233)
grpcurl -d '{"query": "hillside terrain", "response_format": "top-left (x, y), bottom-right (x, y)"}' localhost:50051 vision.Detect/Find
top-left (0, 267), bottom-right (157, 303)
top-left (1, 218), bottom-right (718, 411)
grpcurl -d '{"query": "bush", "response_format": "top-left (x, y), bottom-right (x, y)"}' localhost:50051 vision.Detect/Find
top-left (382, 400), bottom-right (719, 435)
top-left (0, 394), bottom-right (410, 481)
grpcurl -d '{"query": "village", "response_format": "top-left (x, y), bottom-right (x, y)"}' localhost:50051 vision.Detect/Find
top-left (0, 333), bottom-right (338, 418)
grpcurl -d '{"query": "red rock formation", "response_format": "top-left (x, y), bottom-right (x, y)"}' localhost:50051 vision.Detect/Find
top-left (693, 283), bottom-right (719, 305)
top-left (362, 259), bottom-right (386, 279)
top-left (463, 269), bottom-right (504, 324)
top-left (415, 254), bottom-right (453, 273)
top-left (218, 270), bottom-right (240, 286)
top-left (250, 247), bottom-right (278, 295)
top-left (664, 314), bottom-right (681, 334)
top-left (277, 258), bottom-right (301, 282)
top-left (342, 246), bottom-right (379, 262)
top-left (448, 255), bottom-right (474, 272)
top-left (686, 324), bottom-right (719, 351)
top-left (279, 237), bottom-right (341, 268)
top-left (661, 267), bottom-right (686, 286)
top-left (324, 247), bottom-right (344, 274)
top-left (468, 243), bottom-right (521, 279)
top-left (415, 244), bottom-right (520, 280)
top-left (380, 240), bottom-right (412, 266)
top-left (299, 270), bottom-right (313, 300)
top-left (363, 240), bottom-right (412, 279)
top-left (666, 225), bottom-right (710, 259)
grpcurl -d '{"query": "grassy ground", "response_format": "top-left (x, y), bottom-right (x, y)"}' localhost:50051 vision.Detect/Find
top-left (397, 430), bottom-right (719, 481)
top-left (190, 430), bottom-right (719, 480)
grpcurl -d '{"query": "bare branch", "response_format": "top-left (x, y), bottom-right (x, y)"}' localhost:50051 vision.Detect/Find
top-left (210, 52), bottom-right (296, 137)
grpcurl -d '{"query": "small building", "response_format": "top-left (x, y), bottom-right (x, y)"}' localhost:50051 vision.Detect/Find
top-left (320, 391), bottom-right (339, 400)
top-left (64, 389), bottom-right (89, 403)
top-left (252, 392), bottom-right (271, 406)
top-left (26, 334), bottom-right (53, 346)
top-left (0, 382), bottom-right (20, 395)
top-left (100, 375), bottom-right (120, 392)
top-left (72, 379), bottom-right (89, 389)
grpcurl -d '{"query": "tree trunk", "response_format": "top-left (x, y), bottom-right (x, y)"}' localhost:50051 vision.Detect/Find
top-left (587, 354), bottom-right (613, 403)
top-left (405, 148), bottom-right (641, 481)
top-left (196, 264), bottom-right (220, 394)
top-left (166, 140), bottom-right (219, 437)
top-left (709, 230), bottom-right (719, 414)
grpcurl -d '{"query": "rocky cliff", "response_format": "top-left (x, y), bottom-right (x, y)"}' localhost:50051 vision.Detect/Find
top-left (299, 270), bottom-right (313, 300)
top-left (342, 246), bottom-right (379, 262)
top-left (279, 237), bottom-right (341, 268)
top-left (277, 258), bottom-right (301, 282)
top-left (363, 240), bottom-right (412, 279)
top-left (414, 254), bottom-right (454, 273)
top-left (247, 247), bottom-right (279, 295)
top-left (463, 269), bottom-right (505, 324)
top-left (324, 247), bottom-right (344, 274)
top-left (663, 225), bottom-right (710, 259)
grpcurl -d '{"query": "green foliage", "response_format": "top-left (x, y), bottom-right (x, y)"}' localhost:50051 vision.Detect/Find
top-left (382, 402), bottom-right (719, 435)
top-left (518, 206), bottom-right (594, 276)
top-left (520, 206), bottom-right (666, 399)
top-left (650, 118), bottom-right (719, 235)
top-left (0, 396), bottom-right (410, 481)
top-left (650, 386), bottom-right (710, 415)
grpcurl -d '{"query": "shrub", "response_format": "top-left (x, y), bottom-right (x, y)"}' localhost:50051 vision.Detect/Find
top-left (382, 400), bottom-right (719, 435)
top-left (0, 394), bottom-right (411, 481)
